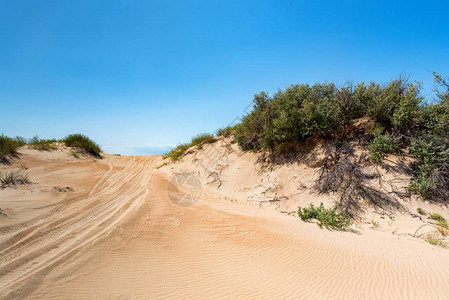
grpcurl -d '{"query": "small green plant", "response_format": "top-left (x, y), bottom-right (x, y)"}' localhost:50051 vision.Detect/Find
top-left (417, 207), bottom-right (425, 215)
top-left (425, 234), bottom-right (446, 247)
top-left (28, 136), bottom-right (58, 151)
top-left (408, 138), bottom-right (449, 200)
top-left (429, 212), bottom-right (445, 222)
top-left (165, 144), bottom-right (191, 161)
top-left (165, 133), bottom-right (216, 160)
top-left (0, 135), bottom-right (26, 160)
top-left (215, 126), bottom-right (234, 137)
top-left (370, 218), bottom-right (380, 229)
top-left (70, 150), bottom-right (80, 159)
top-left (436, 219), bottom-right (448, 229)
top-left (191, 133), bottom-right (216, 149)
top-left (298, 203), bottom-right (352, 230)
top-left (0, 171), bottom-right (31, 188)
top-left (63, 134), bottom-right (102, 158)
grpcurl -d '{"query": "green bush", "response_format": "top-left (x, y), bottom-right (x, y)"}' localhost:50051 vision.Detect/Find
top-left (190, 133), bottom-right (216, 149)
top-left (215, 126), bottom-right (235, 137)
top-left (0, 135), bottom-right (26, 160)
top-left (63, 134), bottom-right (102, 158)
top-left (429, 212), bottom-right (445, 222)
top-left (165, 144), bottom-right (190, 161)
top-left (298, 203), bottom-right (352, 230)
top-left (369, 133), bottom-right (401, 163)
top-left (165, 133), bottom-right (216, 161)
top-left (28, 136), bottom-right (58, 151)
top-left (233, 76), bottom-right (426, 153)
top-left (408, 137), bottom-right (449, 200)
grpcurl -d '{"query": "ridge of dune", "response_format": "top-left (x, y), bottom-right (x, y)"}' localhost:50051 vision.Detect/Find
top-left (0, 145), bottom-right (448, 299)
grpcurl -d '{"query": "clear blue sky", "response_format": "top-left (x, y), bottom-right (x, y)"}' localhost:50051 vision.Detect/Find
top-left (1, 1), bottom-right (448, 155)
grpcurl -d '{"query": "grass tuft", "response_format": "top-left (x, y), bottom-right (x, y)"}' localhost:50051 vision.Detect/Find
top-left (429, 212), bottom-right (445, 222)
top-left (215, 126), bottom-right (234, 137)
top-left (165, 133), bottom-right (216, 161)
top-left (28, 136), bottom-right (58, 151)
top-left (0, 135), bottom-right (26, 160)
top-left (298, 202), bottom-right (352, 230)
top-left (0, 171), bottom-right (31, 188)
top-left (191, 133), bottom-right (216, 149)
top-left (425, 234), bottom-right (446, 247)
top-left (63, 134), bottom-right (102, 158)
top-left (417, 207), bottom-right (425, 215)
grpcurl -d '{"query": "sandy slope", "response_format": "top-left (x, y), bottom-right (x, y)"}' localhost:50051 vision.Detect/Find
top-left (1, 148), bottom-right (449, 299)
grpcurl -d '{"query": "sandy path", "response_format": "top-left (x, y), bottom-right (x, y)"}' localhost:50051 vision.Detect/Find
top-left (1, 155), bottom-right (449, 299)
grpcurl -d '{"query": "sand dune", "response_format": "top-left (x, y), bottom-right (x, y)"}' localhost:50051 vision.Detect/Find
top-left (1, 148), bottom-right (449, 299)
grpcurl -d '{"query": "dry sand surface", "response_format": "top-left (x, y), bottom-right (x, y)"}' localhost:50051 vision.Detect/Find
top-left (1, 146), bottom-right (449, 299)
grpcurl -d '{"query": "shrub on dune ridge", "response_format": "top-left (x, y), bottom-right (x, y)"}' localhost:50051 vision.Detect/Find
top-left (165, 133), bottom-right (216, 161)
top-left (191, 133), bottom-right (216, 149)
top-left (0, 135), bottom-right (26, 160)
top-left (63, 134), bottom-right (102, 158)
top-left (28, 136), bottom-right (58, 151)
top-left (298, 203), bottom-right (352, 230)
top-left (215, 126), bottom-right (235, 137)
top-left (165, 144), bottom-right (190, 161)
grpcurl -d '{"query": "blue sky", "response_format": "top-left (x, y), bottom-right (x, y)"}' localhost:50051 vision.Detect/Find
top-left (1, 0), bottom-right (449, 155)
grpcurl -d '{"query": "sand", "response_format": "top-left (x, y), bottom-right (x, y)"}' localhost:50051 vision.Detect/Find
top-left (1, 146), bottom-right (449, 299)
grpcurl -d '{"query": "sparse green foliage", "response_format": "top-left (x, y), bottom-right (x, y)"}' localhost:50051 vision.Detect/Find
top-left (417, 208), bottom-right (425, 215)
top-left (0, 171), bottom-right (31, 188)
top-left (70, 150), bottom-right (80, 159)
top-left (425, 234), bottom-right (446, 247)
top-left (165, 144), bottom-right (190, 161)
top-left (215, 126), bottom-right (235, 137)
top-left (28, 136), bottom-right (58, 151)
top-left (436, 219), bottom-right (448, 230)
top-left (429, 212), bottom-right (445, 222)
top-left (370, 218), bottom-right (380, 229)
top-left (191, 133), bottom-right (216, 149)
top-left (298, 202), bottom-right (352, 230)
top-left (0, 135), bottom-right (26, 160)
top-left (165, 133), bottom-right (216, 160)
top-left (63, 134), bottom-right (102, 158)
top-left (408, 138), bottom-right (449, 200)
top-left (369, 133), bottom-right (400, 163)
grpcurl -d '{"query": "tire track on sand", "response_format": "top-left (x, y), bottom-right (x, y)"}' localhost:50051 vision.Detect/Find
top-left (0, 156), bottom-right (158, 296)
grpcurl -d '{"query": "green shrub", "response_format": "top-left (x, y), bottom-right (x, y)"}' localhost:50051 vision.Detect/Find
top-left (417, 207), bottom-right (425, 215)
top-left (425, 234), bottom-right (446, 247)
top-left (28, 136), bottom-right (58, 151)
top-left (165, 132), bottom-right (217, 161)
top-left (408, 137), bottom-right (449, 200)
top-left (436, 219), bottom-right (448, 230)
top-left (429, 212), bottom-right (445, 222)
top-left (369, 133), bottom-right (401, 163)
top-left (298, 203), bottom-right (352, 230)
top-left (165, 144), bottom-right (190, 161)
top-left (0, 135), bottom-right (26, 160)
top-left (215, 126), bottom-right (235, 137)
top-left (190, 133), bottom-right (216, 149)
top-left (63, 134), bottom-right (102, 158)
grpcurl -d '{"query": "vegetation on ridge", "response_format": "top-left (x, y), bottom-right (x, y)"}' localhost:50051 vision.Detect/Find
top-left (231, 73), bottom-right (449, 205)
top-left (0, 133), bottom-right (102, 161)
top-left (62, 134), bottom-right (102, 158)
top-left (165, 133), bottom-right (216, 161)
top-left (28, 136), bottom-right (58, 151)
top-left (0, 135), bottom-right (26, 161)
top-left (165, 72), bottom-right (449, 221)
